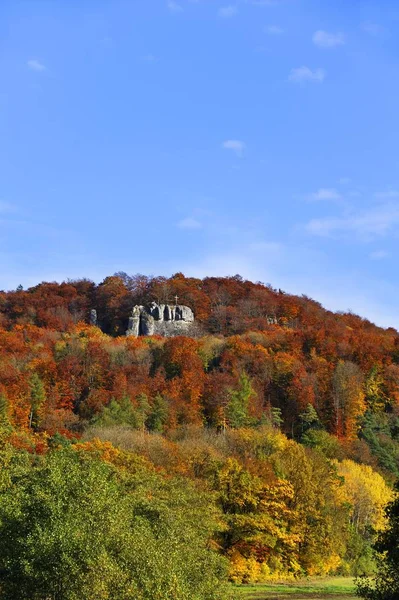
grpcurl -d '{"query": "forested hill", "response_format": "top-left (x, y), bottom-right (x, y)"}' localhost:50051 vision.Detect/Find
top-left (1, 272), bottom-right (399, 587)
top-left (1, 271), bottom-right (397, 341)
top-left (1, 272), bottom-right (399, 467)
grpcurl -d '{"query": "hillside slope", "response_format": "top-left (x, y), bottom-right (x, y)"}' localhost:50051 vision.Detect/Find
top-left (0, 273), bottom-right (398, 582)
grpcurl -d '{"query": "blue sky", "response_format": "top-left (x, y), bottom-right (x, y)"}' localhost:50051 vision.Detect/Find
top-left (1, 0), bottom-right (399, 327)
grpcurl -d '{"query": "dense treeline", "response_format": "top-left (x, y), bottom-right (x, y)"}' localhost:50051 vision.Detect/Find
top-left (0, 273), bottom-right (399, 590)
top-left (0, 440), bottom-right (231, 600)
top-left (83, 426), bottom-right (391, 580)
top-left (2, 272), bottom-right (398, 344)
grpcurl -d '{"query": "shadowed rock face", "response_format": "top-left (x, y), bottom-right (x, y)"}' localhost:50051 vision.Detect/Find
top-left (126, 303), bottom-right (194, 337)
top-left (90, 309), bottom-right (98, 326)
top-left (140, 311), bottom-right (155, 336)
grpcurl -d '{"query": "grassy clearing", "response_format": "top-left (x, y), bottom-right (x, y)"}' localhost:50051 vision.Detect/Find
top-left (237, 576), bottom-right (357, 600)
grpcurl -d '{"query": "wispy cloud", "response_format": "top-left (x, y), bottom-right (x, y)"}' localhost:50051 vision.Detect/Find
top-left (289, 66), bottom-right (325, 84)
top-left (310, 188), bottom-right (342, 202)
top-left (339, 177), bottom-right (351, 185)
top-left (265, 25), bottom-right (283, 35)
top-left (218, 5), bottom-right (238, 18)
top-left (27, 59), bottom-right (46, 72)
top-left (222, 139), bottom-right (246, 156)
top-left (177, 217), bottom-right (202, 230)
top-left (370, 250), bottom-right (390, 260)
top-left (306, 204), bottom-right (399, 239)
top-left (167, 1), bottom-right (182, 12)
top-left (312, 30), bottom-right (345, 48)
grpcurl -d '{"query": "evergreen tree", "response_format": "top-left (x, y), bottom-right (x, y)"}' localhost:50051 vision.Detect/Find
top-left (271, 406), bottom-right (283, 429)
top-left (28, 374), bottom-right (46, 430)
top-left (225, 373), bottom-right (255, 429)
top-left (93, 396), bottom-right (138, 428)
top-left (136, 393), bottom-right (151, 434)
top-left (146, 394), bottom-right (168, 433)
top-left (299, 403), bottom-right (321, 439)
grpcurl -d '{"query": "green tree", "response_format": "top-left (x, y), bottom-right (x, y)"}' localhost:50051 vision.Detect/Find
top-left (0, 447), bottom-right (231, 600)
top-left (146, 393), bottom-right (169, 432)
top-left (358, 411), bottom-right (399, 477)
top-left (136, 393), bottom-right (151, 434)
top-left (357, 481), bottom-right (399, 599)
top-left (0, 394), bottom-right (10, 429)
top-left (226, 373), bottom-right (255, 429)
top-left (299, 404), bottom-right (321, 440)
top-left (271, 407), bottom-right (283, 429)
top-left (28, 373), bottom-right (46, 430)
top-left (301, 429), bottom-right (344, 460)
top-left (92, 396), bottom-right (138, 428)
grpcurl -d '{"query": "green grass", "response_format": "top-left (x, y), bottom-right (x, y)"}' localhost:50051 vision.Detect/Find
top-left (237, 576), bottom-right (357, 600)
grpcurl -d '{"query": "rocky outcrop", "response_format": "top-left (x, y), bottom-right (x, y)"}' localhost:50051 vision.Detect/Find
top-left (126, 302), bottom-right (194, 337)
top-left (127, 305), bottom-right (141, 337)
top-left (140, 311), bottom-right (155, 336)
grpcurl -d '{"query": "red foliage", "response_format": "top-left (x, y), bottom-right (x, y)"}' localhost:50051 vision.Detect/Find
top-left (0, 273), bottom-right (398, 440)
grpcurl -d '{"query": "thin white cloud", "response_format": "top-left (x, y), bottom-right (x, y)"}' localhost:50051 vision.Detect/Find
top-left (370, 250), bottom-right (390, 260)
top-left (218, 5), bottom-right (238, 18)
top-left (289, 66), bottom-right (325, 84)
top-left (265, 25), bottom-right (283, 35)
top-left (27, 59), bottom-right (46, 72)
top-left (312, 30), bottom-right (345, 48)
top-left (222, 139), bottom-right (246, 157)
top-left (310, 188), bottom-right (342, 201)
top-left (339, 177), bottom-right (351, 185)
top-left (177, 217), bottom-right (202, 230)
top-left (167, 1), bottom-right (182, 12)
top-left (306, 204), bottom-right (399, 239)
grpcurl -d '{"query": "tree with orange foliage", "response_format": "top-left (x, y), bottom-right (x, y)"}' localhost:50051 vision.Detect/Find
top-left (332, 361), bottom-right (366, 438)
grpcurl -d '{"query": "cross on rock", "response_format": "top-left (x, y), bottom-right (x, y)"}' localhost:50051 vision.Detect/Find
top-left (174, 295), bottom-right (179, 306)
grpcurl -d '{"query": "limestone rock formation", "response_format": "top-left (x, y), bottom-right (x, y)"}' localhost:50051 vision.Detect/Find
top-left (127, 305), bottom-right (142, 337)
top-left (140, 311), bottom-right (155, 336)
top-left (126, 302), bottom-right (194, 337)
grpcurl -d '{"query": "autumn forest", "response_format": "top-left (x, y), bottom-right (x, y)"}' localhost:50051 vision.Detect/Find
top-left (1, 272), bottom-right (398, 599)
